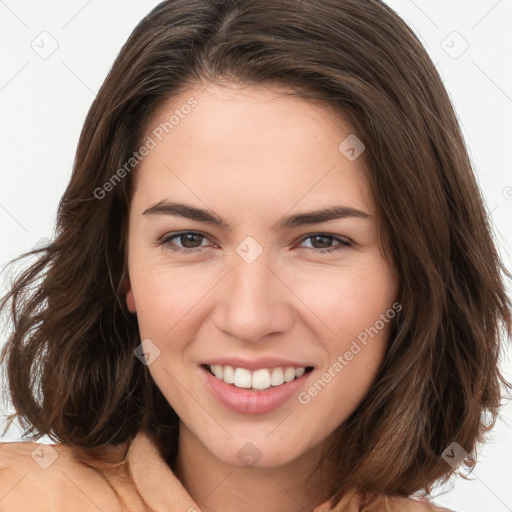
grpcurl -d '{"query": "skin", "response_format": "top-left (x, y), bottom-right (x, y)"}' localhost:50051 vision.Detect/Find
top-left (125, 82), bottom-right (399, 512)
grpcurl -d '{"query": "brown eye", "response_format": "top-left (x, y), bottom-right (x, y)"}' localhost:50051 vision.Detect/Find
top-left (158, 231), bottom-right (210, 254)
top-left (309, 235), bottom-right (334, 249)
top-left (176, 233), bottom-right (205, 249)
top-left (299, 234), bottom-right (351, 253)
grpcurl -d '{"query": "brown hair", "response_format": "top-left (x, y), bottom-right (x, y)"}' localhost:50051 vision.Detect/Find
top-left (1, 0), bottom-right (510, 509)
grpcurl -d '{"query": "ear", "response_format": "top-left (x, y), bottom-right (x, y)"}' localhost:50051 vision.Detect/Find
top-left (122, 274), bottom-right (137, 313)
top-left (126, 288), bottom-right (137, 313)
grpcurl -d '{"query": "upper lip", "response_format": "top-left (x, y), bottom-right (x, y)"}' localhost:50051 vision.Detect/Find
top-left (201, 356), bottom-right (314, 371)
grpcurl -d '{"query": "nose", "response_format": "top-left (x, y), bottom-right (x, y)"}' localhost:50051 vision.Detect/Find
top-left (213, 248), bottom-right (294, 343)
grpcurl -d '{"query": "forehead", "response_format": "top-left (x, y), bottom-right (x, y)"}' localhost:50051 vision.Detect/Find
top-left (132, 83), bottom-right (373, 217)
top-left (145, 82), bottom-right (356, 154)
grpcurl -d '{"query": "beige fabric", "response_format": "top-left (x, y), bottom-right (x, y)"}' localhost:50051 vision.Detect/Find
top-left (0, 431), bottom-right (201, 512)
top-left (0, 431), bottom-right (453, 511)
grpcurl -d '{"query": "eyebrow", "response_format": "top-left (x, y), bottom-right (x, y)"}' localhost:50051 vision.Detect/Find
top-left (142, 201), bottom-right (370, 230)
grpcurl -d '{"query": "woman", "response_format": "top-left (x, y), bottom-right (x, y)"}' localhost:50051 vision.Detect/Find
top-left (0, 0), bottom-right (510, 511)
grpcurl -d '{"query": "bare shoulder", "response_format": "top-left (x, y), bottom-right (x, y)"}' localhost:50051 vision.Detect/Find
top-left (0, 440), bottom-right (122, 511)
top-left (383, 495), bottom-right (456, 512)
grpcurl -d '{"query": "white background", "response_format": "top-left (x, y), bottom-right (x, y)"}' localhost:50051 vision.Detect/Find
top-left (0, 1), bottom-right (511, 510)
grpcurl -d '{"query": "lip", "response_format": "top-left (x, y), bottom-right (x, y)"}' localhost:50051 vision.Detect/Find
top-left (201, 356), bottom-right (313, 371)
top-left (199, 364), bottom-right (314, 415)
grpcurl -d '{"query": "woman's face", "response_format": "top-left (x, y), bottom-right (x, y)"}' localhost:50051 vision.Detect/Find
top-left (125, 83), bottom-right (399, 468)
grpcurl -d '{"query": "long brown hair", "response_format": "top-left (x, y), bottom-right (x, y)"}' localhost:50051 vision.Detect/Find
top-left (1, 0), bottom-right (510, 509)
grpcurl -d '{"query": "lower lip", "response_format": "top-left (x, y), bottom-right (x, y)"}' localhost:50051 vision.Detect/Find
top-left (199, 365), bottom-right (313, 415)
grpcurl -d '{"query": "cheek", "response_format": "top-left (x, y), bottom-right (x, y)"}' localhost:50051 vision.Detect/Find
top-left (293, 258), bottom-right (396, 409)
top-left (291, 254), bottom-right (397, 340)
top-left (128, 262), bottom-right (211, 338)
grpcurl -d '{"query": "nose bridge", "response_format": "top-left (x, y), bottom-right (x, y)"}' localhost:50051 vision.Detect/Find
top-left (214, 239), bottom-right (292, 343)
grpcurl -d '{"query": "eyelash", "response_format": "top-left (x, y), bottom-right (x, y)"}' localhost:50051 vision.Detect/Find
top-left (157, 231), bottom-right (352, 255)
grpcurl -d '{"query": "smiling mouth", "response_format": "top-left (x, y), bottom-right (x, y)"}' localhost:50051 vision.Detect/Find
top-left (201, 364), bottom-right (314, 391)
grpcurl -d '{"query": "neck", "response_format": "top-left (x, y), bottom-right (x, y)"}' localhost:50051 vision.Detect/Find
top-left (173, 424), bottom-right (336, 512)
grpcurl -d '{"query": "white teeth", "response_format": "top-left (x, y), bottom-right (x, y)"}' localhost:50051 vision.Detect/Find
top-left (284, 367), bottom-right (296, 382)
top-left (223, 365), bottom-right (235, 384)
top-left (233, 368), bottom-right (252, 388)
top-left (213, 365), bottom-right (223, 379)
top-left (208, 364), bottom-right (309, 389)
top-left (295, 367), bottom-right (305, 378)
top-left (252, 369), bottom-right (271, 390)
top-left (270, 367), bottom-right (284, 386)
